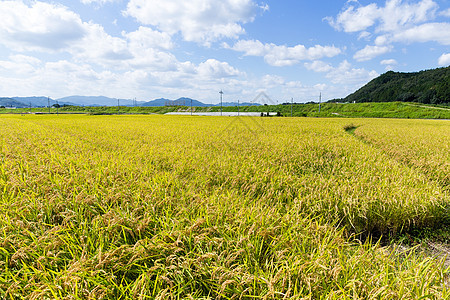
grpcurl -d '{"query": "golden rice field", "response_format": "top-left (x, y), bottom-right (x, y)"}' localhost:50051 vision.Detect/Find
top-left (0, 114), bottom-right (448, 299)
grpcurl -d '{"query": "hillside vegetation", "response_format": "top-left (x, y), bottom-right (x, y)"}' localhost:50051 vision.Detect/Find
top-left (343, 66), bottom-right (450, 104)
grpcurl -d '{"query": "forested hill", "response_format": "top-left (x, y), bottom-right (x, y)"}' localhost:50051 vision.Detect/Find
top-left (344, 66), bottom-right (449, 104)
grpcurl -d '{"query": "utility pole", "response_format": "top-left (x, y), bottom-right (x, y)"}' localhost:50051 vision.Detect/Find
top-left (29, 102), bottom-right (32, 113)
top-left (56, 101), bottom-right (59, 115)
top-left (191, 98), bottom-right (193, 116)
top-left (319, 92), bottom-right (322, 114)
top-left (117, 99), bottom-right (120, 114)
top-left (48, 97), bottom-right (50, 114)
top-left (219, 90), bottom-right (223, 116)
top-left (238, 99), bottom-right (240, 116)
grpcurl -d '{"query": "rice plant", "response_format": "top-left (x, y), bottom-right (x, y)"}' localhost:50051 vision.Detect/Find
top-left (0, 115), bottom-right (448, 299)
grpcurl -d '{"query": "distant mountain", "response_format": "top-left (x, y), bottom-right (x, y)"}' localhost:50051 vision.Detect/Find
top-left (56, 96), bottom-right (143, 107)
top-left (141, 98), bottom-right (261, 107)
top-left (345, 66), bottom-right (450, 104)
top-left (141, 98), bottom-right (173, 107)
top-left (178, 97), bottom-right (211, 107)
top-left (0, 95), bottom-right (264, 108)
top-left (0, 97), bottom-right (28, 108)
top-left (7, 96), bottom-right (75, 107)
top-left (11, 96), bottom-right (61, 107)
top-left (141, 97), bottom-right (211, 107)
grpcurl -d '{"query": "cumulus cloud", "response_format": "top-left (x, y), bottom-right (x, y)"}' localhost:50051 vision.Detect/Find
top-left (0, 1), bottom-right (248, 99)
top-left (0, 1), bottom-right (129, 63)
top-left (381, 59), bottom-right (397, 65)
top-left (380, 59), bottom-right (398, 71)
top-left (121, 27), bottom-right (179, 71)
top-left (327, 0), bottom-right (449, 61)
top-left (326, 60), bottom-right (378, 85)
top-left (354, 45), bottom-right (392, 61)
top-left (0, 55), bottom-right (247, 100)
top-left (358, 31), bottom-right (372, 40)
top-left (0, 1), bottom-right (86, 51)
top-left (72, 23), bottom-right (133, 64)
top-left (326, 3), bottom-right (379, 32)
top-left (389, 23), bottom-right (450, 45)
top-left (379, 0), bottom-right (438, 32)
top-left (304, 61), bottom-right (333, 72)
top-left (441, 8), bottom-right (450, 17)
top-left (327, 0), bottom-right (438, 33)
top-left (0, 1), bottom-right (184, 71)
top-left (125, 26), bottom-right (173, 50)
top-left (124, 0), bottom-right (268, 45)
top-left (261, 75), bottom-right (285, 88)
top-left (81, 0), bottom-right (117, 4)
top-left (197, 59), bottom-right (242, 78)
top-left (229, 40), bottom-right (342, 66)
top-left (0, 54), bottom-right (42, 75)
top-left (438, 53), bottom-right (450, 66)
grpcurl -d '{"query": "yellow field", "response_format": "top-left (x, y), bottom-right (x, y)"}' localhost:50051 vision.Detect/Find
top-left (0, 115), bottom-right (448, 299)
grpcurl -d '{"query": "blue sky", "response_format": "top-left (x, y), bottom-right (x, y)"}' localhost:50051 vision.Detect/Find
top-left (0, 0), bottom-right (449, 103)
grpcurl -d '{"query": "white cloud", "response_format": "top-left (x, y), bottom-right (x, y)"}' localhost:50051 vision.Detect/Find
top-left (329, 1), bottom-right (449, 59)
top-left (124, 0), bottom-right (267, 45)
top-left (441, 8), bottom-right (450, 17)
top-left (354, 45), bottom-right (392, 61)
top-left (379, 0), bottom-right (438, 32)
top-left (72, 23), bottom-right (133, 65)
top-left (0, 59), bottom-right (120, 98)
top-left (261, 75), bottom-right (285, 88)
top-left (81, 0), bottom-right (117, 4)
top-left (358, 31), bottom-right (372, 40)
top-left (0, 0), bottom-right (247, 98)
top-left (0, 1), bottom-right (86, 51)
top-left (0, 0), bottom-right (396, 103)
top-left (230, 40), bottom-right (342, 66)
top-left (438, 53), bottom-right (450, 66)
top-left (326, 60), bottom-right (378, 85)
top-left (390, 23), bottom-right (450, 45)
top-left (0, 54), bottom-right (42, 75)
top-left (0, 1), bottom-right (187, 72)
top-left (380, 59), bottom-right (397, 65)
top-left (374, 35), bottom-right (390, 46)
top-left (0, 1), bottom-right (128, 64)
top-left (327, 0), bottom-right (438, 33)
top-left (196, 59), bottom-right (242, 78)
top-left (380, 59), bottom-right (398, 71)
top-left (326, 3), bottom-right (379, 32)
top-left (0, 52), bottom-right (247, 100)
top-left (124, 26), bottom-right (173, 50)
top-left (121, 27), bottom-right (179, 71)
top-left (304, 61), bottom-right (333, 72)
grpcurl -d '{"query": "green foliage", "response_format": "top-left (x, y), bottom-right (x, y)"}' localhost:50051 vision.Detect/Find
top-left (1, 101), bottom-right (450, 119)
top-left (345, 67), bottom-right (450, 104)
